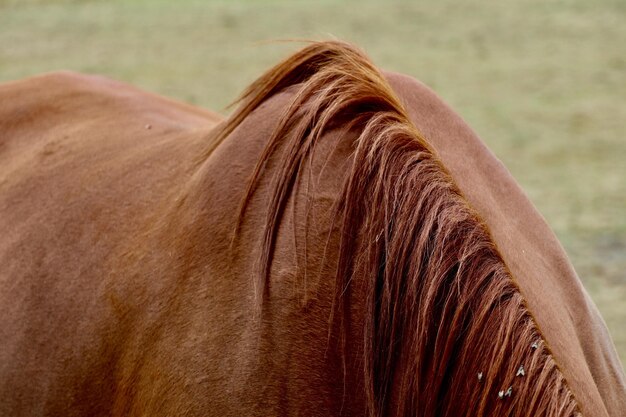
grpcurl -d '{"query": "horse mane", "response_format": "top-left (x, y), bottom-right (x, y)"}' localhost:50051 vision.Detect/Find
top-left (211, 41), bottom-right (581, 417)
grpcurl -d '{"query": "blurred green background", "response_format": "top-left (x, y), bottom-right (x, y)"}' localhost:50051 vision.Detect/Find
top-left (1, 0), bottom-right (624, 367)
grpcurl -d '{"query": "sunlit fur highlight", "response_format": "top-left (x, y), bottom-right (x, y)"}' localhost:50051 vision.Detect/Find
top-left (212, 41), bottom-right (581, 417)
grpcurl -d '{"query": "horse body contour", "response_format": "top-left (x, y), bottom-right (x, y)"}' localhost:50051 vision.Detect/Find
top-left (0, 70), bottom-right (357, 416)
top-left (0, 42), bottom-right (624, 416)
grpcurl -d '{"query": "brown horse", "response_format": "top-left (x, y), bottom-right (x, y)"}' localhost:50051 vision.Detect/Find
top-left (0, 41), bottom-right (624, 416)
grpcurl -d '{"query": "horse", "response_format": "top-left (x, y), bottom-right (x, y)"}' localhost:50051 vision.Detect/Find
top-left (0, 41), bottom-right (624, 417)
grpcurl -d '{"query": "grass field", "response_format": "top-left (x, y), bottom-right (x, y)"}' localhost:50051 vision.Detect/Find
top-left (1, 0), bottom-right (624, 367)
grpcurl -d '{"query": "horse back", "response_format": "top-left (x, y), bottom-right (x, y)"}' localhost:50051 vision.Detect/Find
top-left (0, 71), bottom-right (220, 416)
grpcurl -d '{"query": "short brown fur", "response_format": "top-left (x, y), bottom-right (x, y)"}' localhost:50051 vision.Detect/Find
top-left (1, 41), bottom-right (624, 416)
top-left (213, 41), bottom-right (581, 417)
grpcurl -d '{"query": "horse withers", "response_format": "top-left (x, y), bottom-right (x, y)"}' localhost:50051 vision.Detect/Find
top-left (0, 41), bottom-right (624, 416)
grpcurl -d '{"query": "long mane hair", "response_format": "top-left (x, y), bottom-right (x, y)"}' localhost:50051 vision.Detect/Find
top-left (210, 41), bottom-right (580, 417)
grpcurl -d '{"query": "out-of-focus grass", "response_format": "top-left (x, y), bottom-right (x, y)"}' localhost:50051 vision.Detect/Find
top-left (1, 0), bottom-right (624, 366)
